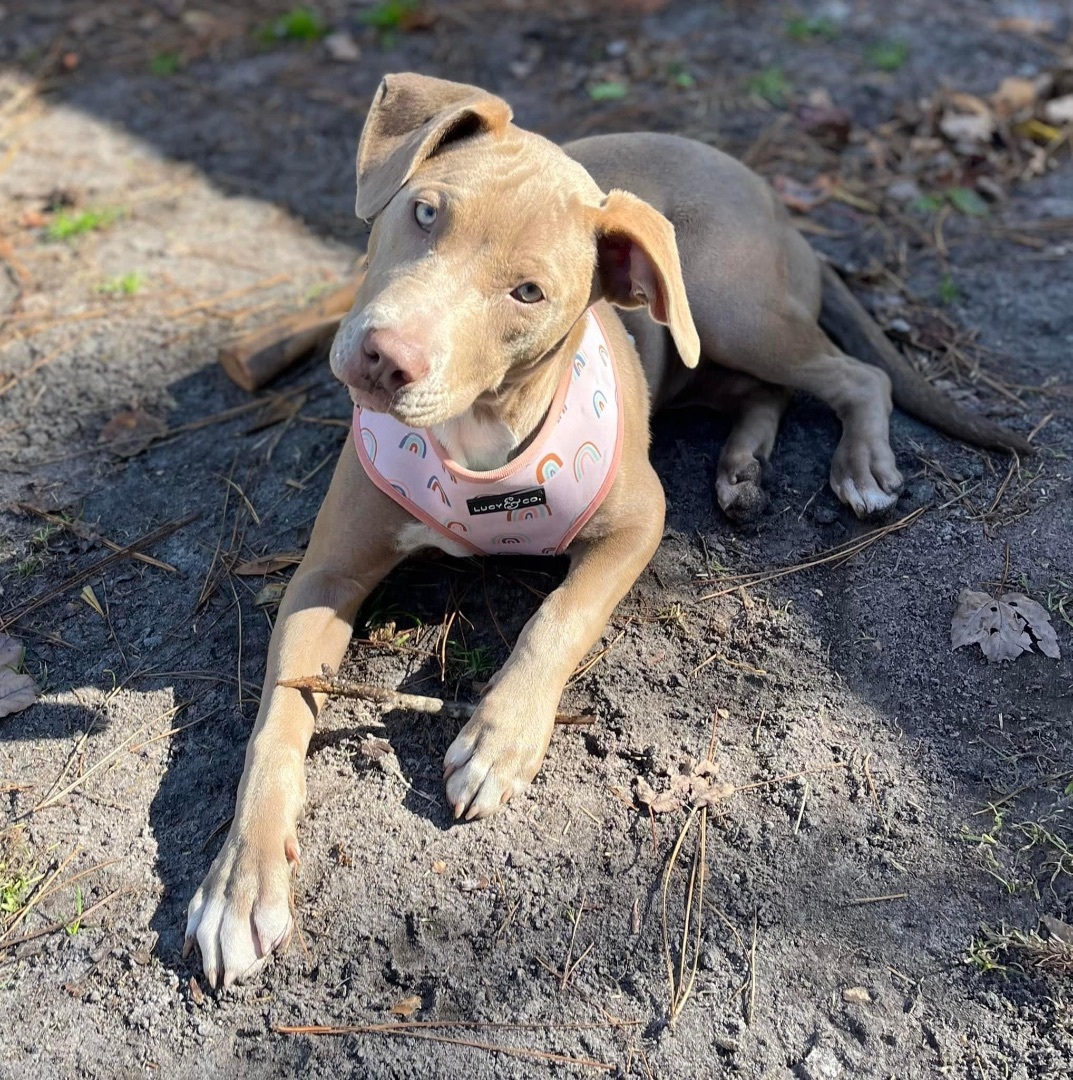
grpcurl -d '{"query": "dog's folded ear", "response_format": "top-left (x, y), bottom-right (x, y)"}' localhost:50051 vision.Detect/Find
top-left (591, 190), bottom-right (701, 368)
top-left (355, 73), bottom-right (513, 222)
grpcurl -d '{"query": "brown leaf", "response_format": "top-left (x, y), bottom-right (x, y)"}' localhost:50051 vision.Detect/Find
top-left (431, 860), bottom-right (447, 875)
top-left (0, 633), bottom-right (23, 670)
top-left (951, 589), bottom-right (1061, 663)
top-left (1042, 916), bottom-right (1073, 946)
top-left (842, 986), bottom-right (872, 1005)
top-left (0, 668), bottom-right (38, 719)
top-left (253, 582), bottom-right (287, 609)
top-left (390, 995), bottom-right (422, 1018)
top-left (991, 77), bottom-right (1038, 117)
top-left (796, 103), bottom-right (853, 148)
top-left (696, 781), bottom-right (735, 808)
top-left (98, 408), bottom-right (168, 458)
top-left (772, 174), bottom-right (833, 213)
top-left (359, 737), bottom-right (394, 761)
top-left (233, 552), bottom-right (304, 576)
top-left (188, 977), bottom-right (205, 1006)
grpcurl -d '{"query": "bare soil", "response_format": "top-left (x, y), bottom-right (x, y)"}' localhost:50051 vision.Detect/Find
top-left (1, 2), bottom-right (1071, 1077)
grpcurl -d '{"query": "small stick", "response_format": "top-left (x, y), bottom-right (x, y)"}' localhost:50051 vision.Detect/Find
top-left (862, 753), bottom-right (890, 835)
top-left (277, 672), bottom-right (594, 725)
top-left (746, 910), bottom-right (758, 1026)
top-left (0, 512), bottom-right (199, 632)
top-left (792, 782), bottom-right (810, 835)
top-left (0, 887), bottom-right (128, 952)
top-left (845, 893), bottom-right (908, 906)
top-left (274, 1023), bottom-right (614, 1072)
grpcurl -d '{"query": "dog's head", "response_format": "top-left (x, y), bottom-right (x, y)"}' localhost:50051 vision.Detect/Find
top-left (331, 73), bottom-right (699, 427)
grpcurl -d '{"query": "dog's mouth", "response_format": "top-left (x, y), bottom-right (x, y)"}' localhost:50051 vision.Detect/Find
top-left (346, 381), bottom-right (460, 430)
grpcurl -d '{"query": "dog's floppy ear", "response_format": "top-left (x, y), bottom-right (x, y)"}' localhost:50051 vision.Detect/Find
top-left (355, 73), bottom-right (513, 222)
top-left (590, 190), bottom-right (700, 368)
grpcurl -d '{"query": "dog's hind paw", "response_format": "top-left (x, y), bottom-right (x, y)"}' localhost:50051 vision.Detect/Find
top-left (830, 438), bottom-right (903, 519)
top-left (716, 457), bottom-right (768, 523)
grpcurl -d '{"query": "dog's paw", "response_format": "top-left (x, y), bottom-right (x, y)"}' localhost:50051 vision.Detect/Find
top-left (184, 832), bottom-right (297, 989)
top-left (716, 456), bottom-right (768, 523)
top-left (830, 438), bottom-right (902, 518)
top-left (443, 701), bottom-right (554, 820)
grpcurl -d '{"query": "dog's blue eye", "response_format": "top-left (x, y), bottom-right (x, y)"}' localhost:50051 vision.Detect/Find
top-left (414, 201), bottom-right (437, 229)
top-left (511, 282), bottom-right (544, 304)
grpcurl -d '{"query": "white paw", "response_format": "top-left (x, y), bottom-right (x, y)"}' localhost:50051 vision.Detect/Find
top-left (443, 704), bottom-right (553, 820)
top-left (184, 833), bottom-right (296, 989)
top-left (830, 439), bottom-right (903, 518)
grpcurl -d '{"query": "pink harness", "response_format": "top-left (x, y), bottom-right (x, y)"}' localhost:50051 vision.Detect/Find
top-left (354, 309), bottom-right (622, 556)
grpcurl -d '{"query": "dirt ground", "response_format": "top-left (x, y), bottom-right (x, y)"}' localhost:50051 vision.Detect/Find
top-left (1, 1), bottom-right (1071, 1077)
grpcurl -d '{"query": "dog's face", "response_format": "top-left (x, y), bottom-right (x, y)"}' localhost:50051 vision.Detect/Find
top-left (331, 74), bottom-right (699, 428)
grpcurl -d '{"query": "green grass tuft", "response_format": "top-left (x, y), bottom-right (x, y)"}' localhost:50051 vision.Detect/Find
top-left (258, 6), bottom-right (326, 44)
top-left (786, 14), bottom-right (840, 42)
top-left (747, 67), bottom-right (791, 107)
top-left (46, 208), bottom-right (119, 242)
top-left (867, 38), bottom-right (909, 71)
top-left (98, 272), bottom-right (145, 296)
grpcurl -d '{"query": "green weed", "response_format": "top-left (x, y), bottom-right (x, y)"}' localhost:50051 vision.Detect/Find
top-left (747, 67), bottom-right (791, 107)
top-left (589, 81), bottom-right (629, 102)
top-left (867, 39), bottom-right (909, 71)
top-left (150, 52), bottom-right (181, 76)
top-left (98, 272), bottom-right (144, 296)
top-left (46, 208), bottom-right (119, 242)
top-left (786, 14), bottom-right (840, 42)
top-left (258, 6), bottom-right (326, 44)
top-left (937, 275), bottom-right (961, 305)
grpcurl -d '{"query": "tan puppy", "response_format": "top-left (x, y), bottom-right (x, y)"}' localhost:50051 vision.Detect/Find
top-left (185, 74), bottom-right (1027, 987)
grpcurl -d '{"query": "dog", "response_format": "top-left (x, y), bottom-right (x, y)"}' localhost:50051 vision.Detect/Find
top-left (185, 73), bottom-right (1028, 987)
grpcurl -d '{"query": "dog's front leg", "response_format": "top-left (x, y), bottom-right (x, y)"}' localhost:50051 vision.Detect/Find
top-left (185, 440), bottom-right (402, 988)
top-left (444, 469), bottom-right (666, 820)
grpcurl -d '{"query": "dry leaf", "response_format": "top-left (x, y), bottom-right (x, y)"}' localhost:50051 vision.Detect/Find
top-left (234, 552), bottom-right (303, 576)
top-left (1041, 915), bottom-right (1073, 946)
top-left (951, 589), bottom-right (1061, 663)
top-left (0, 634), bottom-right (37, 719)
top-left (0, 669), bottom-right (38, 719)
top-left (390, 995), bottom-right (422, 1018)
top-left (842, 986), bottom-right (872, 1005)
top-left (359, 737), bottom-right (393, 762)
top-left (635, 759), bottom-right (732, 814)
top-left (939, 94), bottom-right (995, 144)
top-left (188, 977), bottom-right (205, 1006)
top-left (772, 174), bottom-right (833, 213)
top-left (98, 407), bottom-right (168, 457)
top-left (431, 860), bottom-right (447, 874)
top-left (991, 77), bottom-right (1037, 117)
top-left (0, 633), bottom-right (23, 670)
top-left (254, 582), bottom-right (287, 609)
top-left (633, 776), bottom-right (681, 815)
top-left (81, 584), bottom-right (104, 616)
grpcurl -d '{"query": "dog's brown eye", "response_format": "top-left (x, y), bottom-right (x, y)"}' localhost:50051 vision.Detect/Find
top-left (511, 282), bottom-right (544, 304)
top-left (414, 201), bottom-right (437, 230)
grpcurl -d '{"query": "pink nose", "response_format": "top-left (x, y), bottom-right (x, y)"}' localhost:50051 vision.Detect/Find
top-left (359, 328), bottom-right (429, 391)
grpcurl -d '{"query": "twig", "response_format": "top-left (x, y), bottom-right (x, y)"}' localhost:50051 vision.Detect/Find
top-left (0, 887), bottom-right (128, 954)
top-left (273, 1022), bottom-right (614, 1072)
top-left (792, 782), bottom-right (810, 835)
top-left (845, 893), bottom-right (908, 906)
top-left (278, 671), bottom-right (594, 725)
top-left (14, 504), bottom-right (176, 572)
top-left (697, 506), bottom-right (927, 601)
top-left (0, 513), bottom-right (199, 632)
top-left (746, 911), bottom-right (758, 1026)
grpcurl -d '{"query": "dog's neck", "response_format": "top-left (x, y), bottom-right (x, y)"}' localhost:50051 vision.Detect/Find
top-left (431, 317), bottom-right (588, 472)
